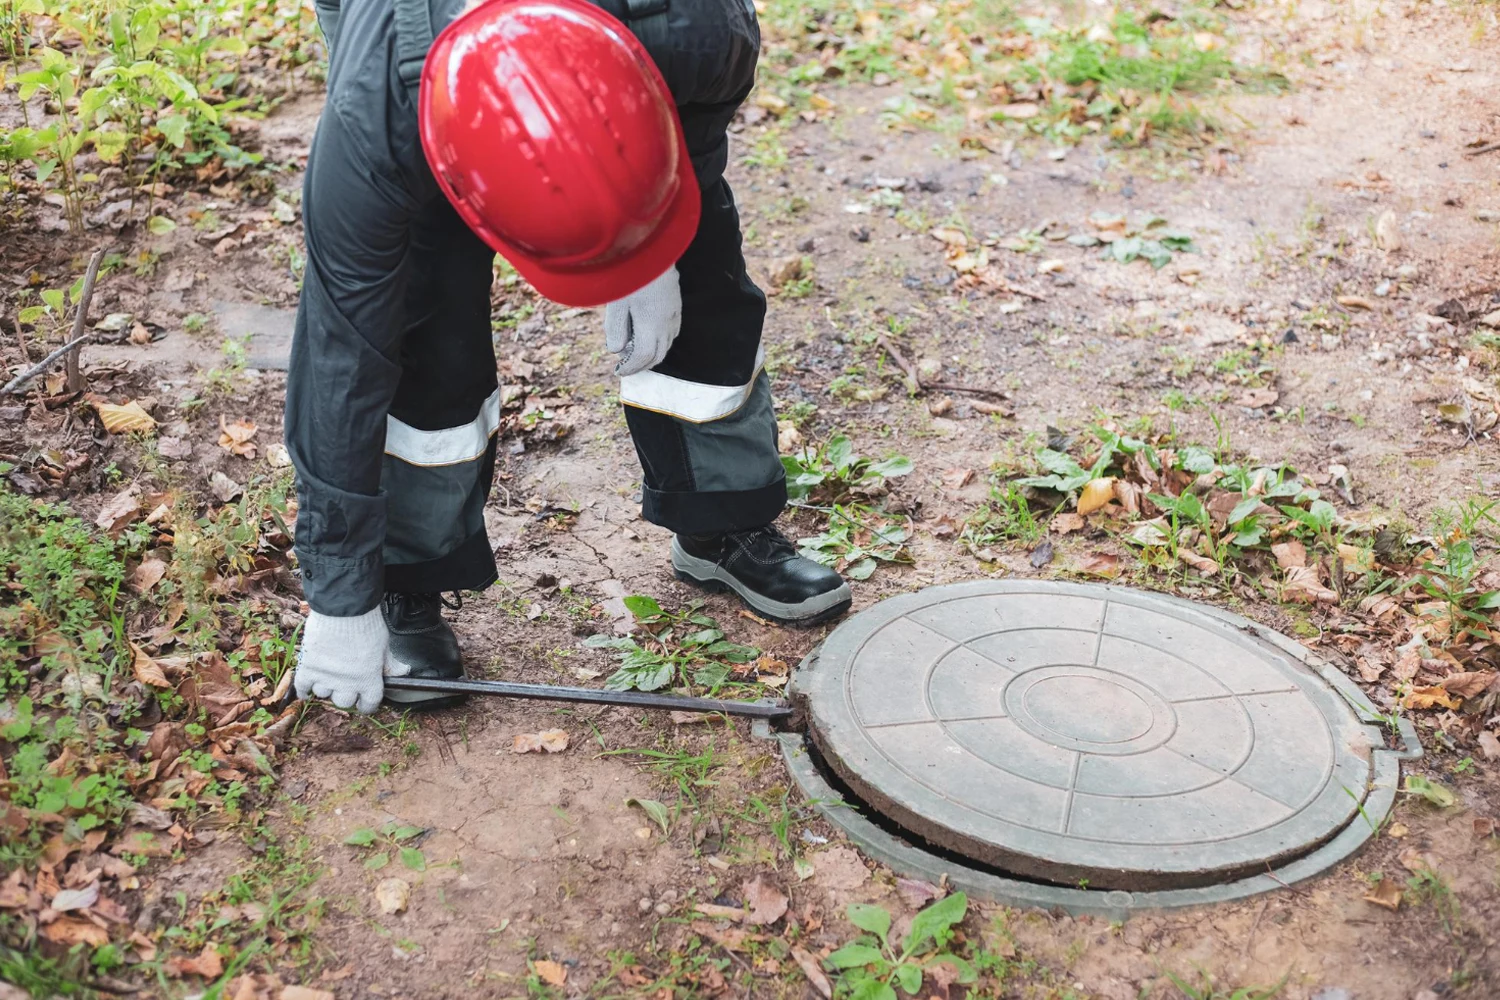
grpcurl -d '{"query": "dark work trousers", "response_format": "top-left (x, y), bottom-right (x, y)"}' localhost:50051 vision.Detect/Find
top-left (285, 0), bottom-right (785, 617)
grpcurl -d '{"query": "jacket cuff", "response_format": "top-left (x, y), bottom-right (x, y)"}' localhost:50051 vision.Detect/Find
top-left (295, 551), bottom-right (384, 617)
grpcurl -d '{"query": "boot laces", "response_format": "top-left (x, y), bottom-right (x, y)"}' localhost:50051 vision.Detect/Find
top-left (729, 524), bottom-right (798, 561)
top-left (383, 591), bottom-right (464, 615)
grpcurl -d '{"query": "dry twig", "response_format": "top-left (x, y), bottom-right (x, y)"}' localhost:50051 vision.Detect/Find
top-left (876, 335), bottom-right (1012, 402)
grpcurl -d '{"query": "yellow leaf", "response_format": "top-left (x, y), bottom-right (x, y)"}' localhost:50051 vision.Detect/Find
top-left (96, 400), bottom-right (157, 434)
top-left (512, 729), bottom-right (570, 753)
top-left (533, 960), bottom-right (567, 986)
top-left (1362, 878), bottom-right (1402, 911)
top-left (1077, 477), bottom-right (1115, 516)
top-left (1403, 686), bottom-right (1461, 711)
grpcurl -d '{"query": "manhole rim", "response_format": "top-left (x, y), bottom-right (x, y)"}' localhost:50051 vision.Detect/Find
top-left (783, 581), bottom-right (1421, 910)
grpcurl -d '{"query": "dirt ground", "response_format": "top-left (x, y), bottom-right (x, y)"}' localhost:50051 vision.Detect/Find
top-left (4, 0), bottom-right (1500, 997)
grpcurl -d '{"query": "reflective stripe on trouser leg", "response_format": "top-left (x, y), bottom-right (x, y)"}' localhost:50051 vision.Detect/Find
top-left (382, 393), bottom-right (500, 594)
top-left (624, 373), bottom-right (786, 535)
top-left (381, 193), bottom-right (500, 597)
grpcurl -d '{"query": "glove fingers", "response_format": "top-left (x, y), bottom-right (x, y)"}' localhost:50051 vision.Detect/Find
top-left (385, 654), bottom-right (413, 678)
top-left (355, 688), bottom-right (382, 715)
top-left (604, 301), bottom-right (630, 354)
top-left (329, 687), bottom-right (359, 711)
top-left (293, 669), bottom-right (312, 701)
top-left (311, 681), bottom-right (334, 700)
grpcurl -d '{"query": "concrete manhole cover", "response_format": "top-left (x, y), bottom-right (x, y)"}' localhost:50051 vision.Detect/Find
top-left (792, 581), bottom-right (1405, 894)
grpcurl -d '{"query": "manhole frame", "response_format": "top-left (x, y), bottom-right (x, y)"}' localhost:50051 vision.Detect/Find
top-left (775, 582), bottom-right (1422, 916)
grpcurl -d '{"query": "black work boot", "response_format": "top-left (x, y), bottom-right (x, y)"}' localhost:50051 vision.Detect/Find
top-left (381, 592), bottom-right (468, 711)
top-left (672, 525), bottom-right (852, 627)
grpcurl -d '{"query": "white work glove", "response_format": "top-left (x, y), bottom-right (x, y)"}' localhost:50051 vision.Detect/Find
top-left (604, 266), bottom-right (681, 377)
top-left (292, 607), bottom-right (409, 714)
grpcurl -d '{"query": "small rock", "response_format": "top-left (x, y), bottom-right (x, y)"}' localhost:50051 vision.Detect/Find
top-left (638, 897), bottom-right (653, 914)
top-left (1396, 264), bottom-right (1419, 280)
top-left (1373, 280), bottom-right (1391, 297)
top-left (850, 225), bottom-right (870, 243)
top-left (797, 237), bottom-right (815, 252)
top-left (1374, 209), bottom-right (1401, 251)
top-left (1475, 209), bottom-right (1500, 223)
top-left (1479, 310), bottom-right (1500, 329)
top-left (0, 407), bottom-right (25, 423)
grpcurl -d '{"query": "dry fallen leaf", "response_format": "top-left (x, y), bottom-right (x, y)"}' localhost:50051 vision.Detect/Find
top-left (1237, 388), bottom-right (1280, 408)
top-left (791, 946), bottom-right (833, 999)
top-left (95, 487), bottom-right (142, 534)
top-left (96, 400), bottom-right (157, 434)
top-left (158, 435), bottom-right (193, 460)
top-left (209, 470), bottom-right (244, 503)
top-left (1074, 552), bottom-right (1121, 578)
top-left (1439, 671), bottom-right (1497, 698)
top-left (130, 557), bottom-right (168, 594)
top-left (928, 226), bottom-right (968, 248)
top-left (1337, 295), bottom-right (1375, 311)
top-left (1077, 477), bottom-right (1115, 516)
top-left (1051, 512), bottom-right (1086, 534)
top-left (533, 960), bottom-right (567, 987)
top-left (1478, 730), bottom-right (1500, 761)
top-left (512, 729), bottom-right (570, 754)
top-left (131, 642), bottom-right (172, 689)
top-left (941, 467), bottom-right (975, 490)
top-left (997, 101), bottom-right (1040, 119)
top-left (281, 987), bottom-right (336, 1000)
top-left (375, 877), bottom-right (410, 915)
top-left (218, 415), bottom-right (259, 459)
top-left (812, 846), bottom-right (869, 890)
top-left (40, 916), bottom-right (111, 947)
top-left (51, 881), bottom-right (99, 912)
top-left (742, 877), bottom-right (789, 926)
top-left (896, 877), bottom-right (946, 908)
top-left (1179, 551), bottom-right (1221, 577)
top-left (1282, 565), bottom-right (1338, 604)
top-left (1403, 686), bottom-right (1462, 711)
top-left (166, 944), bottom-right (225, 979)
top-left (1273, 541), bottom-right (1308, 569)
top-left (1363, 878), bottom-right (1402, 911)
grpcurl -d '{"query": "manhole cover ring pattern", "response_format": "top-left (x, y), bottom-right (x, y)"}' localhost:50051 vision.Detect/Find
top-left (796, 582), bottom-right (1382, 892)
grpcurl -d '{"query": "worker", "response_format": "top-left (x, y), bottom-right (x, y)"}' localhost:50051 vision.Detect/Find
top-left (287, 0), bottom-right (852, 714)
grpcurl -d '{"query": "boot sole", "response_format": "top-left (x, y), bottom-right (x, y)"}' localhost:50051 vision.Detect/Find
top-left (671, 540), bottom-right (853, 628)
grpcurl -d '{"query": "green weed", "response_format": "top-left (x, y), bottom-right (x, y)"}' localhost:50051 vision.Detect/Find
top-left (782, 433), bottom-right (913, 503)
top-left (583, 595), bottom-right (759, 693)
top-left (823, 893), bottom-right (975, 999)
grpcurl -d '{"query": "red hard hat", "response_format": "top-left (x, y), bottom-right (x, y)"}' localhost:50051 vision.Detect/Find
top-left (419, 0), bottom-right (700, 307)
